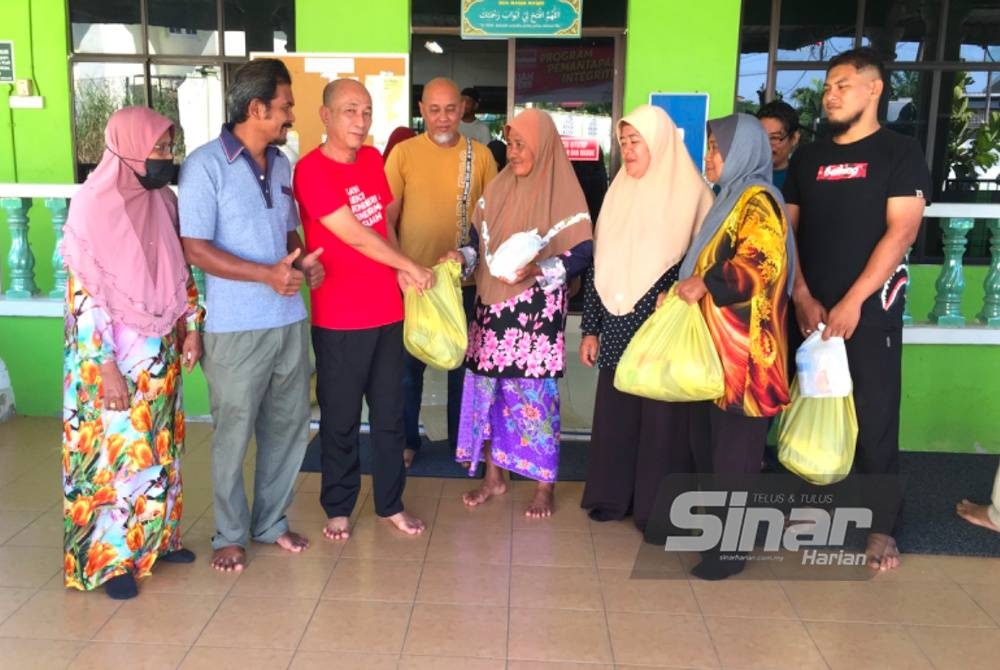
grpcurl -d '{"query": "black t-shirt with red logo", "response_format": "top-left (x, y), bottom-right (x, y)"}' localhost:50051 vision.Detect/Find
top-left (783, 127), bottom-right (931, 326)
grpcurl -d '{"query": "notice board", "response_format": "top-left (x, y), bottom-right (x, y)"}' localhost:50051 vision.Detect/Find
top-left (649, 93), bottom-right (710, 172)
top-left (251, 52), bottom-right (409, 155)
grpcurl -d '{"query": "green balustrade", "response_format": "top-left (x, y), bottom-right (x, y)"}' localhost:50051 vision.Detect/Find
top-left (45, 198), bottom-right (69, 300)
top-left (929, 217), bottom-right (974, 325)
top-left (1, 197), bottom-right (38, 299)
top-left (978, 220), bottom-right (1000, 327)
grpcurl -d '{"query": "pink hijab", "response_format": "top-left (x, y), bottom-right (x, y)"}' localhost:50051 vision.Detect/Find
top-left (62, 107), bottom-right (189, 338)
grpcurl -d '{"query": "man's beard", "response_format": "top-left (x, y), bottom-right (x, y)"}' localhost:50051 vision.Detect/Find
top-left (431, 131), bottom-right (456, 145)
top-left (825, 108), bottom-right (864, 138)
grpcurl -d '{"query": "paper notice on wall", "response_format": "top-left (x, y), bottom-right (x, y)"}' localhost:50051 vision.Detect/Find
top-left (365, 74), bottom-right (407, 153)
top-left (304, 57), bottom-right (355, 79)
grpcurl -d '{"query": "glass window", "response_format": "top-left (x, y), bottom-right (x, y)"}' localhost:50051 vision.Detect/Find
top-left (945, 2), bottom-right (1000, 62)
top-left (884, 69), bottom-right (931, 144)
top-left (149, 64), bottom-right (225, 159)
top-left (70, 1), bottom-right (143, 54)
top-left (863, 0), bottom-right (938, 63)
top-left (72, 62), bottom-right (147, 171)
top-left (777, 3), bottom-right (857, 61)
top-left (147, 0), bottom-right (219, 56)
top-left (223, 0), bottom-right (295, 57)
top-left (774, 69), bottom-right (827, 139)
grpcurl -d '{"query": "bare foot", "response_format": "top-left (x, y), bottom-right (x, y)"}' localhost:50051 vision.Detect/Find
top-left (275, 530), bottom-right (310, 553)
top-left (211, 545), bottom-right (246, 573)
top-left (403, 448), bottom-right (417, 469)
top-left (322, 516), bottom-right (351, 541)
top-left (382, 510), bottom-right (426, 535)
top-left (957, 499), bottom-right (1000, 533)
top-left (462, 478), bottom-right (508, 507)
top-left (865, 532), bottom-right (901, 572)
top-left (524, 483), bottom-right (555, 518)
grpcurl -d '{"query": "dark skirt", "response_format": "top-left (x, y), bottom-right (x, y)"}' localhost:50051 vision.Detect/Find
top-left (581, 366), bottom-right (696, 530)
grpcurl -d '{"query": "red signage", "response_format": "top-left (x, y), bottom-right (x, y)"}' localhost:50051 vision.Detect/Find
top-left (561, 136), bottom-right (600, 161)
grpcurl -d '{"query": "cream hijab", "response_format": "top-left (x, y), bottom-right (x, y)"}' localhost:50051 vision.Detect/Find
top-left (594, 105), bottom-right (714, 314)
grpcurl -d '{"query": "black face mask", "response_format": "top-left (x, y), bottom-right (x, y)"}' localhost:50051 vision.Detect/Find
top-left (136, 159), bottom-right (174, 190)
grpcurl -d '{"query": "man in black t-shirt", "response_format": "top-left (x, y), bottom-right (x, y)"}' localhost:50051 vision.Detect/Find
top-left (783, 48), bottom-right (931, 572)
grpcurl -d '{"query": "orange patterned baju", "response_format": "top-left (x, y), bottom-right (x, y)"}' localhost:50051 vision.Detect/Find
top-left (693, 186), bottom-right (790, 418)
top-left (62, 273), bottom-right (203, 590)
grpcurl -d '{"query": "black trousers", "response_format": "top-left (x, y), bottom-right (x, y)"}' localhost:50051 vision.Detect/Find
top-left (312, 322), bottom-right (407, 519)
top-left (581, 367), bottom-right (695, 530)
top-left (691, 402), bottom-right (770, 475)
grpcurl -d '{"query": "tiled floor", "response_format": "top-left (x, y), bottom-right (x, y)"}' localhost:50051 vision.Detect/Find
top-left (2, 415), bottom-right (1000, 669)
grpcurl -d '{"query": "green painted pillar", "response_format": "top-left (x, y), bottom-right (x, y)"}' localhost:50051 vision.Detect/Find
top-left (2, 197), bottom-right (38, 299)
top-left (977, 220), bottom-right (1000, 327)
top-left (45, 198), bottom-right (69, 300)
top-left (928, 217), bottom-right (974, 325)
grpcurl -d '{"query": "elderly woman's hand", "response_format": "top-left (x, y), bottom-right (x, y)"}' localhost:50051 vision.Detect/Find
top-left (182, 331), bottom-right (202, 373)
top-left (437, 250), bottom-right (464, 265)
top-left (100, 361), bottom-right (130, 412)
top-left (579, 335), bottom-right (599, 367)
top-left (675, 277), bottom-right (708, 305)
top-left (501, 262), bottom-right (541, 286)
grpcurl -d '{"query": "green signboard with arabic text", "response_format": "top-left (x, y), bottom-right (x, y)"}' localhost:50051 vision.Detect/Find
top-left (462, 0), bottom-right (582, 38)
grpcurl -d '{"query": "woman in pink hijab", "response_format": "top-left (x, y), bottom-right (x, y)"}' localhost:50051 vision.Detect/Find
top-left (60, 107), bottom-right (204, 600)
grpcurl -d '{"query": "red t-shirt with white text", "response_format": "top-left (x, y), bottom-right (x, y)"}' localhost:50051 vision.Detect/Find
top-left (293, 145), bottom-right (402, 330)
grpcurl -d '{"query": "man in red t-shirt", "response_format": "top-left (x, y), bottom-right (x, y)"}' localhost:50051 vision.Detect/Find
top-left (293, 78), bottom-right (434, 540)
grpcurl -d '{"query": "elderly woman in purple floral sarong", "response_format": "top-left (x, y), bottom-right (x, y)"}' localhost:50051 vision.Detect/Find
top-left (443, 108), bottom-right (593, 517)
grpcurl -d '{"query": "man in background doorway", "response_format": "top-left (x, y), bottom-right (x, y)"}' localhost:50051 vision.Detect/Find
top-left (459, 86), bottom-right (493, 145)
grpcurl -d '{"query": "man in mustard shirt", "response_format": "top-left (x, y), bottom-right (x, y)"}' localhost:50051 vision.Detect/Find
top-left (385, 77), bottom-right (498, 467)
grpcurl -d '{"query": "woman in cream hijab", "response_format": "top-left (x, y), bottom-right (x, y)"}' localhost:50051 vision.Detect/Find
top-left (580, 104), bottom-right (714, 531)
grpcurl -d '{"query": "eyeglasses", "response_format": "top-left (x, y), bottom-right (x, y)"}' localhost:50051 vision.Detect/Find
top-left (768, 133), bottom-right (790, 144)
top-left (151, 142), bottom-right (175, 155)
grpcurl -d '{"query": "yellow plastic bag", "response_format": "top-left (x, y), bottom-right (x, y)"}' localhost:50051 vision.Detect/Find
top-left (403, 260), bottom-right (468, 371)
top-left (613, 289), bottom-right (725, 402)
top-left (777, 378), bottom-right (858, 485)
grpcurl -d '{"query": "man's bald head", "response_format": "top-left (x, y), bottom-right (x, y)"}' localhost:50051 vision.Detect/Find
top-left (421, 77), bottom-right (461, 104)
top-left (323, 78), bottom-right (370, 108)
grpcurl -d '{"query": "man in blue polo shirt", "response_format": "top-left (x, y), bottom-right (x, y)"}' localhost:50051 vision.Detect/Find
top-left (179, 59), bottom-right (323, 573)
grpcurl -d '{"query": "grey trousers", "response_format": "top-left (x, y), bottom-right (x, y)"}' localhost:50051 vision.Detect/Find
top-left (202, 319), bottom-right (310, 549)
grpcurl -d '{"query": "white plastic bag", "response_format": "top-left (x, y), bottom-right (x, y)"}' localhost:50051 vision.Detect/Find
top-left (795, 323), bottom-right (852, 398)
top-left (481, 212), bottom-right (588, 282)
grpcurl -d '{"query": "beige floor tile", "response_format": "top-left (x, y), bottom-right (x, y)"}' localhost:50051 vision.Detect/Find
top-left (295, 472), bottom-right (322, 494)
top-left (510, 565), bottom-right (602, 610)
top-left (864, 553), bottom-right (954, 583)
top-left (399, 655), bottom-right (506, 670)
top-left (0, 509), bottom-right (40, 544)
top-left (512, 529), bottom-right (595, 568)
top-left (248, 530), bottom-right (346, 560)
top-left (0, 586), bottom-right (35, 623)
top-left (228, 555), bottom-right (334, 599)
top-left (907, 625), bottom-right (1000, 670)
top-left (139, 558), bottom-right (241, 596)
top-left (440, 477), bottom-right (489, 499)
top-left (607, 611), bottom-right (717, 668)
top-left (94, 593), bottom-right (221, 646)
top-left (0, 636), bottom-right (84, 669)
top-left (0, 588), bottom-right (121, 640)
top-left (707, 616), bottom-right (826, 670)
top-left (509, 480), bottom-right (585, 502)
top-left (591, 532), bottom-right (644, 570)
top-left (298, 598), bottom-right (411, 654)
top-left (692, 580), bottom-right (798, 619)
top-left (932, 554), bottom-right (1000, 585)
top-left (175, 486), bottom-right (213, 521)
top-left (508, 663), bottom-right (613, 670)
top-left (401, 477), bottom-right (446, 498)
top-left (877, 581), bottom-right (995, 627)
top-left (323, 558), bottom-right (421, 602)
top-left (0, 478), bottom-right (61, 512)
top-left (339, 520), bottom-right (431, 562)
top-left (509, 607), bottom-right (612, 663)
top-left (404, 603), bottom-right (508, 658)
top-left (290, 650), bottom-right (398, 669)
top-left (512, 500), bottom-right (592, 532)
top-left (0, 544), bottom-right (64, 588)
top-left (179, 646), bottom-right (294, 670)
top-left (434, 494), bottom-right (513, 530)
top-left (415, 560), bottom-right (509, 606)
top-left (588, 515), bottom-right (643, 536)
top-left (425, 524), bottom-right (511, 565)
top-left (195, 595), bottom-right (316, 649)
top-left (961, 581), bottom-right (1000, 625)
top-left (4, 507), bottom-right (63, 547)
top-left (805, 622), bottom-right (933, 670)
top-left (70, 642), bottom-right (189, 670)
top-left (599, 568), bottom-right (700, 614)
top-left (780, 580), bottom-right (897, 623)
top-left (283, 491), bottom-right (330, 523)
